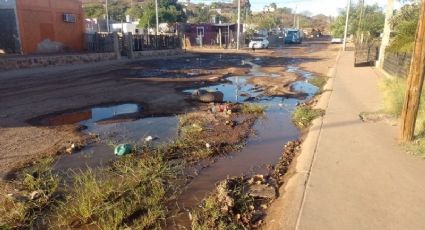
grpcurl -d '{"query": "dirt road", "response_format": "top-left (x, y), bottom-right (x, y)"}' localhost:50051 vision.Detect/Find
top-left (0, 41), bottom-right (338, 179)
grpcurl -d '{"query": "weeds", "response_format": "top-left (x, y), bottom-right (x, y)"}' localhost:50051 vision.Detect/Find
top-left (292, 106), bottom-right (325, 128)
top-left (0, 157), bottom-right (59, 229)
top-left (192, 178), bottom-right (255, 230)
top-left (308, 76), bottom-right (328, 89)
top-left (240, 103), bottom-right (266, 114)
top-left (379, 77), bottom-right (425, 134)
top-left (55, 153), bottom-right (182, 229)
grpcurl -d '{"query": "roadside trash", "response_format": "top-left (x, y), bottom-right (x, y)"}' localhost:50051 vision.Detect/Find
top-left (65, 143), bottom-right (77, 154)
top-left (278, 103), bottom-right (284, 107)
top-left (226, 120), bottom-right (237, 127)
top-left (114, 144), bottom-right (132, 156)
top-left (205, 143), bottom-right (211, 149)
top-left (145, 136), bottom-right (153, 142)
top-left (29, 190), bottom-right (43, 200)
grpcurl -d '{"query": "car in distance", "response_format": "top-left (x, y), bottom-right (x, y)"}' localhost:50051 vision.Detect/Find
top-left (249, 37), bottom-right (269, 49)
top-left (284, 29), bottom-right (302, 44)
top-left (331, 38), bottom-right (343, 44)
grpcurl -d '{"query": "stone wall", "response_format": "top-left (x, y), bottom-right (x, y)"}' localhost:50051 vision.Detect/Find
top-left (132, 49), bottom-right (184, 59)
top-left (0, 52), bottom-right (117, 71)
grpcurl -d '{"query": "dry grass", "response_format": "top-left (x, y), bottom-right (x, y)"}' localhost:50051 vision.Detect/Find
top-left (0, 157), bottom-right (59, 229)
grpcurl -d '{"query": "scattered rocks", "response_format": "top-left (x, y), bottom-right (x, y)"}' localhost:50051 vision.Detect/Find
top-left (248, 184), bottom-right (277, 199)
top-left (191, 90), bottom-right (224, 103)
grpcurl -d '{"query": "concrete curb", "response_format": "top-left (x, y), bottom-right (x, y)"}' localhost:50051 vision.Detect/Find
top-left (263, 49), bottom-right (342, 230)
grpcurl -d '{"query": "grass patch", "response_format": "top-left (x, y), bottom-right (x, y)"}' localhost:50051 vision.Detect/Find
top-left (292, 106), bottom-right (325, 128)
top-left (240, 103), bottom-right (266, 114)
top-left (0, 157), bottom-right (59, 229)
top-left (308, 76), bottom-right (328, 89)
top-left (191, 178), bottom-right (255, 230)
top-left (54, 152), bottom-right (182, 229)
top-left (405, 139), bottom-right (425, 158)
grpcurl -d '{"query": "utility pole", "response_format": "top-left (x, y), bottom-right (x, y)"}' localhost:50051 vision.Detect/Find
top-left (293, 5), bottom-right (297, 28)
top-left (236, 0), bottom-right (241, 50)
top-left (377, 0), bottom-right (395, 68)
top-left (155, 0), bottom-right (159, 35)
top-left (106, 0), bottom-right (110, 32)
top-left (343, 0), bottom-right (351, 51)
top-left (400, 1), bottom-right (425, 142)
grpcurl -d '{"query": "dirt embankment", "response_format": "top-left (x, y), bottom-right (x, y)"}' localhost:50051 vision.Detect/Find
top-left (248, 72), bottom-right (300, 97)
top-left (0, 52), bottom-right (293, 178)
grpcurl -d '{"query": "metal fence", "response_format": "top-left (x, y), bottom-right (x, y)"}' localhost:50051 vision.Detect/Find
top-left (354, 40), bottom-right (380, 67)
top-left (133, 34), bottom-right (181, 51)
top-left (383, 52), bottom-right (411, 78)
top-left (85, 32), bottom-right (181, 55)
top-left (84, 33), bottom-right (115, 53)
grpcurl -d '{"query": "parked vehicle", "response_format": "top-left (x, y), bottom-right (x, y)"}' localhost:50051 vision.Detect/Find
top-left (331, 38), bottom-right (343, 44)
top-left (331, 38), bottom-right (342, 44)
top-left (284, 29), bottom-right (302, 44)
top-left (249, 37), bottom-right (269, 49)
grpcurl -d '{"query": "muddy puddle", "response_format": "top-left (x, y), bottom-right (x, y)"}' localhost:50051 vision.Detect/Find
top-left (173, 61), bottom-right (319, 227)
top-left (37, 103), bottom-right (178, 171)
top-left (29, 55), bottom-right (319, 228)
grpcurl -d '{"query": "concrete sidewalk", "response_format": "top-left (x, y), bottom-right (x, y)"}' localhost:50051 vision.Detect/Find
top-left (297, 51), bottom-right (425, 229)
top-left (266, 51), bottom-right (425, 230)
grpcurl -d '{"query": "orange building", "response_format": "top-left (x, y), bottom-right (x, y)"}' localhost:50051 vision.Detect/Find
top-left (0, 0), bottom-right (85, 54)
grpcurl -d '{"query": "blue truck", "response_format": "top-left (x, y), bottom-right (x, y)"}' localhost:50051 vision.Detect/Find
top-left (284, 29), bottom-right (302, 44)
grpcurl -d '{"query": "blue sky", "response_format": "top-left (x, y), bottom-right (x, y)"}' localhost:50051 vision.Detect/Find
top-left (184, 0), bottom-right (402, 16)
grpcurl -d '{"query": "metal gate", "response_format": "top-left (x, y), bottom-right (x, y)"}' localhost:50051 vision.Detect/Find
top-left (354, 40), bottom-right (380, 67)
top-left (0, 9), bottom-right (20, 54)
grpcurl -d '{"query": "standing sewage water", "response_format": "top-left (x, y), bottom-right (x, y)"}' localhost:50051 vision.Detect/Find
top-left (173, 60), bottom-right (319, 227)
top-left (33, 56), bottom-right (319, 228)
top-left (38, 103), bottom-right (178, 171)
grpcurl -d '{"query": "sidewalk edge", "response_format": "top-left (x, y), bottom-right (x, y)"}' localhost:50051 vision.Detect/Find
top-left (263, 49), bottom-right (342, 230)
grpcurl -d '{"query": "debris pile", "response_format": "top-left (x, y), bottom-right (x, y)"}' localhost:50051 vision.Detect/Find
top-left (191, 140), bottom-right (302, 229)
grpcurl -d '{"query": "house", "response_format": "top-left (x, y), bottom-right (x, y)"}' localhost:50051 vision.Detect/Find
top-left (0, 0), bottom-right (84, 54)
top-left (181, 23), bottom-right (242, 47)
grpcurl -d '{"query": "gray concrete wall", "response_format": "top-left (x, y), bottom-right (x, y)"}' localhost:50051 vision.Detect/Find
top-left (0, 0), bottom-right (16, 9)
top-left (0, 0), bottom-right (20, 54)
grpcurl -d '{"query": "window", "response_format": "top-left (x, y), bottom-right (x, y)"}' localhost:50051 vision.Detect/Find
top-left (63, 13), bottom-right (76, 23)
top-left (196, 27), bottom-right (204, 37)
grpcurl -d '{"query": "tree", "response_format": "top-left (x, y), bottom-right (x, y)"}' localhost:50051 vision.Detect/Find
top-left (188, 5), bottom-right (212, 23)
top-left (108, 0), bottom-right (130, 21)
top-left (270, 3), bottom-right (277, 10)
top-left (139, 0), bottom-right (186, 28)
top-left (331, 3), bottom-right (385, 38)
top-left (83, 3), bottom-right (105, 19)
top-left (126, 6), bottom-right (143, 21)
top-left (388, 3), bottom-right (420, 53)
